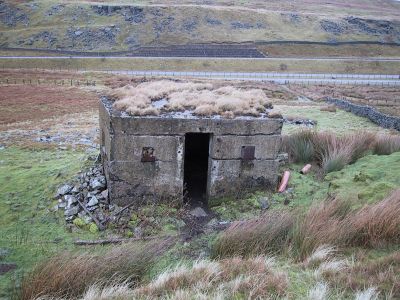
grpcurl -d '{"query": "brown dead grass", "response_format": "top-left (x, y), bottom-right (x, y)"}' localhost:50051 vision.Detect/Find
top-left (134, 256), bottom-right (287, 299)
top-left (320, 105), bottom-right (337, 112)
top-left (213, 189), bottom-right (400, 260)
top-left (0, 85), bottom-right (98, 125)
top-left (287, 84), bottom-right (400, 116)
top-left (295, 189), bottom-right (400, 259)
top-left (283, 130), bottom-right (377, 173)
top-left (212, 210), bottom-right (294, 258)
top-left (36, 256), bottom-right (287, 299)
top-left (373, 134), bottom-right (400, 155)
top-left (20, 240), bottom-right (172, 300)
top-left (325, 252), bottom-right (400, 298)
top-left (110, 80), bottom-right (271, 117)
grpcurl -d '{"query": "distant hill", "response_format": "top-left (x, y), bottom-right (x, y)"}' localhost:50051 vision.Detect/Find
top-left (1, 0), bottom-right (400, 52)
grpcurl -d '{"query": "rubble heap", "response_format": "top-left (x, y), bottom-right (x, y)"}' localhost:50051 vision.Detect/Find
top-left (55, 165), bottom-right (109, 228)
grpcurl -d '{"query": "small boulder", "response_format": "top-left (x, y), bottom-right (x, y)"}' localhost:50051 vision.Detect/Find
top-left (58, 199), bottom-right (66, 209)
top-left (89, 176), bottom-right (106, 190)
top-left (258, 197), bottom-right (270, 210)
top-left (87, 196), bottom-right (98, 207)
top-left (64, 206), bottom-right (79, 217)
top-left (64, 195), bottom-right (78, 208)
top-left (101, 189), bottom-right (108, 200)
top-left (134, 227), bottom-right (143, 238)
top-left (190, 207), bottom-right (208, 218)
top-left (56, 184), bottom-right (73, 197)
top-left (71, 185), bottom-right (80, 193)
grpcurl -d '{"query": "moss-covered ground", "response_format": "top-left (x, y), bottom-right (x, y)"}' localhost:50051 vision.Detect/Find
top-left (0, 147), bottom-right (97, 296)
top-left (2, 146), bottom-right (399, 298)
top-left (210, 152), bottom-right (400, 221)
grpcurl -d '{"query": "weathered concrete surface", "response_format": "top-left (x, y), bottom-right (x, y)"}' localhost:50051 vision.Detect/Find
top-left (208, 159), bottom-right (279, 197)
top-left (112, 135), bottom-right (184, 161)
top-left (210, 135), bottom-right (281, 160)
top-left (100, 98), bottom-right (283, 205)
top-left (105, 160), bottom-right (183, 205)
top-left (111, 117), bottom-right (282, 136)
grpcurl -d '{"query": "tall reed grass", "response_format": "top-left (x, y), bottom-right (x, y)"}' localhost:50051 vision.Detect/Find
top-left (282, 131), bottom-right (392, 174)
top-left (212, 190), bottom-right (400, 260)
top-left (20, 239), bottom-right (172, 300)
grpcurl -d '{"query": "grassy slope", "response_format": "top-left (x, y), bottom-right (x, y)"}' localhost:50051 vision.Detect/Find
top-left (1, 0), bottom-right (400, 51)
top-left (274, 104), bottom-right (389, 135)
top-left (0, 147), bottom-right (97, 296)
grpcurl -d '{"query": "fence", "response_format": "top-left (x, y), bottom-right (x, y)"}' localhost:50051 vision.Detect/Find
top-left (326, 97), bottom-right (400, 131)
top-left (0, 78), bottom-right (96, 86)
top-left (1, 66), bottom-right (400, 86)
top-left (101, 70), bottom-right (400, 86)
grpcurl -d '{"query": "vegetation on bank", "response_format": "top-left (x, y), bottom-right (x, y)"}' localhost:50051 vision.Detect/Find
top-left (283, 130), bottom-right (400, 174)
top-left (0, 147), bottom-right (96, 297)
top-left (1, 131), bottom-right (399, 299)
top-left (1, 57), bottom-right (400, 74)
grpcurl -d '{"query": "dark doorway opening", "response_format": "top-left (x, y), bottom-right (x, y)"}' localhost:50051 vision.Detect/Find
top-left (184, 133), bottom-right (211, 205)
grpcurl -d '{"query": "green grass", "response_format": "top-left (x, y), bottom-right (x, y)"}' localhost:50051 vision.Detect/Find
top-left (275, 104), bottom-right (390, 134)
top-left (326, 152), bottom-right (400, 205)
top-left (273, 152), bottom-right (400, 209)
top-left (2, 147), bottom-right (398, 298)
top-left (0, 147), bottom-right (96, 297)
top-left (212, 151), bottom-right (400, 220)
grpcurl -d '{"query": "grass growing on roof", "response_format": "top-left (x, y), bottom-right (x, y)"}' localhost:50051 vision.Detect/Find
top-left (0, 147), bottom-right (96, 297)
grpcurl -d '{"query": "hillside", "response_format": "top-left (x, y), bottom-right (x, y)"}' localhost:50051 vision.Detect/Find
top-left (1, 0), bottom-right (400, 52)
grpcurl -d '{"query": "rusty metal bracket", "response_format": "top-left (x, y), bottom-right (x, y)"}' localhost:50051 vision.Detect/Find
top-left (141, 147), bottom-right (156, 162)
top-left (241, 146), bottom-right (255, 160)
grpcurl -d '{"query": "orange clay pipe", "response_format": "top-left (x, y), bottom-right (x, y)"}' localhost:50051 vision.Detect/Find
top-left (278, 171), bottom-right (290, 193)
top-left (300, 164), bottom-right (312, 174)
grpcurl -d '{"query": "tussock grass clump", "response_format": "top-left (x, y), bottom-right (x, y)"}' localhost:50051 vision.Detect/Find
top-left (212, 210), bottom-right (294, 258)
top-left (292, 198), bottom-right (352, 260)
top-left (81, 256), bottom-right (288, 300)
top-left (282, 130), bottom-right (315, 163)
top-left (320, 105), bottom-right (337, 113)
top-left (283, 130), bottom-right (376, 173)
top-left (20, 240), bottom-right (171, 300)
top-left (110, 80), bottom-right (271, 118)
top-left (212, 190), bottom-right (400, 260)
top-left (294, 189), bottom-right (400, 258)
top-left (326, 252), bottom-right (400, 298)
top-left (343, 189), bottom-right (400, 248)
top-left (373, 134), bottom-right (400, 155)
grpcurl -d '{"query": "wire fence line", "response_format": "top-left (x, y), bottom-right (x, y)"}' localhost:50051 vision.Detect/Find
top-left (0, 78), bottom-right (96, 86)
top-left (102, 70), bottom-right (400, 86)
top-left (1, 65), bottom-right (400, 86)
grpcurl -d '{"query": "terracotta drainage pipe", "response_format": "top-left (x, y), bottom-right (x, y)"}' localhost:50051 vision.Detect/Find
top-left (300, 164), bottom-right (312, 174)
top-left (278, 171), bottom-right (290, 193)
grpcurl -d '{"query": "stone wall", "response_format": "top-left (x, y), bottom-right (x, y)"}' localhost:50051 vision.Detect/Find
top-left (326, 97), bottom-right (400, 131)
top-left (99, 98), bottom-right (283, 206)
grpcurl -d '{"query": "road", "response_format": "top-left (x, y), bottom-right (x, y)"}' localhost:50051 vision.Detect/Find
top-left (104, 70), bottom-right (400, 86)
top-left (1, 56), bottom-right (399, 85)
top-left (1, 56), bottom-right (400, 62)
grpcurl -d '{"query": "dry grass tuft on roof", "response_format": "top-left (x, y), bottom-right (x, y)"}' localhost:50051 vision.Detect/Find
top-left (110, 80), bottom-right (271, 118)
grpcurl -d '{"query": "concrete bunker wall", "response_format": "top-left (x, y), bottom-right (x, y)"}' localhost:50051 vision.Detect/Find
top-left (100, 99), bottom-right (283, 206)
